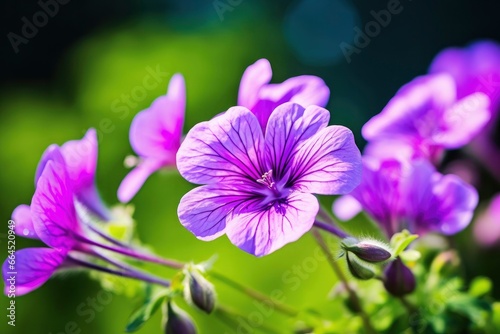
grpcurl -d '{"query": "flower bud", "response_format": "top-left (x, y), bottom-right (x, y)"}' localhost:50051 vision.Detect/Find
top-left (164, 301), bottom-right (197, 334)
top-left (346, 253), bottom-right (376, 280)
top-left (383, 258), bottom-right (416, 296)
top-left (341, 237), bottom-right (392, 263)
top-left (183, 267), bottom-right (216, 314)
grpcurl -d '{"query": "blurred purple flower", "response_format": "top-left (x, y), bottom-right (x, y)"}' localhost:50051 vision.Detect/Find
top-left (362, 74), bottom-right (490, 164)
top-left (474, 194), bottom-right (500, 247)
top-left (118, 74), bottom-right (185, 203)
top-left (430, 40), bottom-right (500, 180)
top-left (333, 158), bottom-right (478, 237)
top-left (238, 58), bottom-right (330, 132)
top-left (177, 103), bottom-right (361, 256)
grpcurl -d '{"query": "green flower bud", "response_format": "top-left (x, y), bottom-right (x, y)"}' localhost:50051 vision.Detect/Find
top-left (164, 301), bottom-right (197, 334)
top-left (183, 266), bottom-right (216, 314)
top-left (346, 253), bottom-right (376, 280)
top-left (341, 237), bottom-right (392, 263)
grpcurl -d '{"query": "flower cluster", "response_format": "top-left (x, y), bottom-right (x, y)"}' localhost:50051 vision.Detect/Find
top-left (4, 47), bottom-right (500, 333)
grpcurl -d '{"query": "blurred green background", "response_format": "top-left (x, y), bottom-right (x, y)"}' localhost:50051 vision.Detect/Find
top-left (2, 0), bottom-right (500, 333)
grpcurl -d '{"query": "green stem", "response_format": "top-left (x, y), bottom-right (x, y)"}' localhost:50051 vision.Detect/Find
top-left (210, 271), bottom-right (299, 317)
top-left (311, 229), bottom-right (377, 334)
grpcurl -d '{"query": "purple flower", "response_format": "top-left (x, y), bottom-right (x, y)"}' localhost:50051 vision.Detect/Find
top-left (430, 40), bottom-right (500, 180)
top-left (362, 74), bottom-right (491, 163)
top-left (118, 74), bottom-right (185, 203)
top-left (3, 151), bottom-right (81, 295)
top-left (473, 193), bottom-right (500, 247)
top-left (238, 58), bottom-right (330, 132)
top-left (333, 158), bottom-right (478, 237)
top-left (176, 102), bottom-right (362, 256)
top-left (12, 129), bottom-right (108, 239)
top-left (3, 131), bottom-right (115, 296)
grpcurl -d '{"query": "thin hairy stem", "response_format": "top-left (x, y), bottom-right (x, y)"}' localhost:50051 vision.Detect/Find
top-left (311, 229), bottom-right (376, 334)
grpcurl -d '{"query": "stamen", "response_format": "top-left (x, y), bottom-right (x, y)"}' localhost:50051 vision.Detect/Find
top-left (256, 169), bottom-right (275, 189)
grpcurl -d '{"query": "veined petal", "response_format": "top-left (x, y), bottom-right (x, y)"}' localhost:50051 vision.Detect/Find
top-left (60, 129), bottom-right (98, 193)
top-left (177, 107), bottom-right (265, 184)
top-left (350, 159), bottom-right (405, 236)
top-left (117, 158), bottom-right (165, 203)
top-left (130, 74), bottom-right (185, 158)
top-left (2, 248), bottom-right (66, 296)
top-left (264, 103), bottom-right (330, 180)
top-left (253, 75), bottom-right (330, 130)
top-left (12, 204), bottom-right (38, 239)
top-left (34, 144), bottom-right (65, 186)
top-left (432, 92), bottom-right (491, 148)
top-left (238, 59), bottom-right (272, 108)
top-left (178, 184), bottom-right (254, 241)
top-left (291, 125), bottom-right (362, 195)
top-left (362, 74), bottom-right (456, 141)
top-left (226, 192), bottom-right (319, 257)
top-left (260, 75), bottom-right (330, 108)
top-left (31, 161), bottom-right (78, 250)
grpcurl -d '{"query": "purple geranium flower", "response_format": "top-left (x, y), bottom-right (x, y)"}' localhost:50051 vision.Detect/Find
top-left (362, 74), bottom-right (491, 163)
top-left (430, 40), bottom-right (500, 180)
top-left (3, 149), bottom-right (82, 295)
top-left (177, 102), bottom-right (362, 256)
top-left (3, 131), bottom-right (119, 296)
top-left (118, 74), bottom-right (185, 203)
top-left (238, 58), bottom-right (330, 131)
top-left (333, 158), bottom-right (478, 237)
top-left (12, 129), bottom-right (108, 239)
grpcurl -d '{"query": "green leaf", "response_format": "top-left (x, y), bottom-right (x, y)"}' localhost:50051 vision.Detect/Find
top-left (400, 249), bottom-right (421, 262)
top-left (125, 285), bottom-right (169, 332)
top-left (468, 276), bottom-right (492, 298)
top-left (390, 230), bottom-right (419, 257)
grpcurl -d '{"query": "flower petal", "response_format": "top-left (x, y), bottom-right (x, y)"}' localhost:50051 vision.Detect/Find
top-left (474, 194), bottom-right (500, 247)
top-left (349, 159), bottom-right (405, 236)
top-left (291, 125), bottom-right (362, 195)
top-left (238, 59), bottom-right (272, 108)
top-left (400, 160), bottom-right (478, 235)
top-left (226, 192), bottom-right (319, 256)
top-left (2, 248), bottom-right (66, 296)
top-left (362, 74), bottom-right (456, 141)
top-left (117, 159), bottom-right (165, 203)
top-left (12, 204), bottom-right (38, 239)
top-left (34, 144), bottom-right (65, 186)
top-left (31, 161), bottom-right (78, 250)
top-left (432, 92), bottom-right (491, 148)
top-left (178, 184), bottom-right (253, 241)
top-left (260, 75), bottom-right (330, 108)
top-left (60, 129), bottom-right (98, 192)
top-left (177, 106), bottom-right (265, 184)
top-left (130, 74), bottom-right (185, 159)
top-left (264, 103), bottom-right (330, 181)
top-left (332, 195), bottom-right (363, 221)
top-left (252, 75), bottom-right (330, 130)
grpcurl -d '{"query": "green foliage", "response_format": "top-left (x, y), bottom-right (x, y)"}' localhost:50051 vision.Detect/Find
top-left (125, 285), bottom-right (170, 332)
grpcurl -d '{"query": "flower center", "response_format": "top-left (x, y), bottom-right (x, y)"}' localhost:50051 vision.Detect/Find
top-left (256, 169), bottom-right (283, 197)
top-left (256, 169), bottom-right (289, 215)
